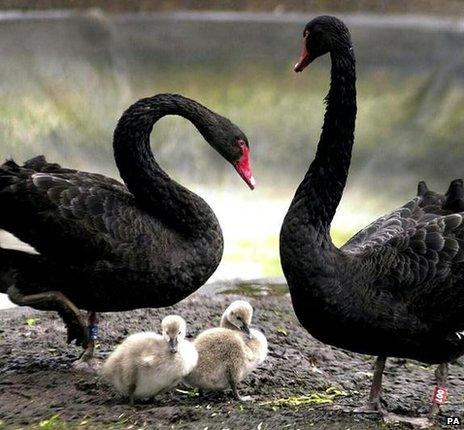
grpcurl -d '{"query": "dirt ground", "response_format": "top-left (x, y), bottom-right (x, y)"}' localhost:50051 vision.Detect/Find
top-left (1, 281), bottom-right (463, 429)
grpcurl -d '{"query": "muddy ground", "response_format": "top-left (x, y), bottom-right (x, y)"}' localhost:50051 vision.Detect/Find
top-left (1, 280), bottom-right (463, 429)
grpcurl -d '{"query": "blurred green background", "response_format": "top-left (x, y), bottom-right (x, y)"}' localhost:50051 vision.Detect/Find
top-left (0, 2), bottom-right (464, 283)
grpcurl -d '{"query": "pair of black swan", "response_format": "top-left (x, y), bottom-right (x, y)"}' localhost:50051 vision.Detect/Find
top-left (2, 14), bottom-right (463, 419)
top-left (0, 94), bottom-right (254, 360)
top-left (280, 16), bottom-right (464, 416)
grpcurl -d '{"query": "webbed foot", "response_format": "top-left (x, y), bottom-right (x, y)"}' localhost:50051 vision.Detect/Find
top-left (353, 401), bottom-right (386, 415)
top-left (65, 314), bottom-right (89, 347)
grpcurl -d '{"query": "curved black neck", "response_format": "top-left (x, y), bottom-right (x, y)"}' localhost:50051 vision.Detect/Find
top-left (113, 94), bottom-right (220, 236)
top-left (293, 48), bottom-right (357, 240)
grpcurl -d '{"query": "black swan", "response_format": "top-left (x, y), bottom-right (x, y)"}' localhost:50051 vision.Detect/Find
top-left (279, 16), bottom-right (464, 416)
top-left (0, 93), bottom-right (254, 361)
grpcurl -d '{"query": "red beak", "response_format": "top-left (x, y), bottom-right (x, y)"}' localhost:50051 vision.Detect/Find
top-left (234, 145), bottom-right (255, 190)
top-left (294, 36), bottom-right (311, 72)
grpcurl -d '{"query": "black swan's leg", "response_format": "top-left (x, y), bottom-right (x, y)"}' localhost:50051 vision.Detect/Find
top-left (379, 363), bottom-right (446, 427)
top-left (7, 285), bottom-right (88, 347)
top-left (355, 356), bottom-right (387, 413)
top-left (430, 363), bottom-right (449, 416)
top-left (368, 356), bottom-right (387, 409)
top-left (2, 248), bottom-right (88, 348)
top-left (77, 311), bottom-right (99, 362)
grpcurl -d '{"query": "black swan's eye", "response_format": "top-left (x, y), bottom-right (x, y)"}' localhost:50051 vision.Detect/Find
top-left (303, 30), bottom-right (309, 38)
top-left (238, 139), bottom-right (246, 148)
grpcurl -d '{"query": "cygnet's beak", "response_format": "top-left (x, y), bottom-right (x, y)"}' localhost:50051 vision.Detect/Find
top-left (169, 338), bottom-right (178, 353)
top-left (241, 323), bottom-right (252, 339)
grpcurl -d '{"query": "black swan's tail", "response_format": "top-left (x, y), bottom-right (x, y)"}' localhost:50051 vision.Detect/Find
top-left (0, 157), bottom-right (52, 293)
top-left (443, 179), bottom-right (464, 213)
top-left (416, 180), bottom-right (445, 209)
top-left (416, 179), bottom-right (464, 214)
top-left (0, 155), bottom-right (62, 192)
top-left (417, 180), bottom-right (429, 196)
top-left (0, 155), bottom-right (64, 227)
top-left (0, 159), bottom-right (21, 192)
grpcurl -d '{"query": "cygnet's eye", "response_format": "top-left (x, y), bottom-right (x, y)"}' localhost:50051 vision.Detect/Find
top-left (178, 331), bottom-right (181, 335)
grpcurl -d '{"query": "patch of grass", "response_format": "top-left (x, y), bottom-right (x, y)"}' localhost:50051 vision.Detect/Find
top-left (38, 415), bottom-right (64, 429)
top-left (221, 281), bottom-right (289, 298)
top-left (26, 318), bottom-right (38, 327)
top-left (224, 235), bottom-right (282, 278)
top-left (260, 387), bottom-right (349, 409)
top-left (9, 414), bottom-right (116, 430)
top-left (3, 63), bottom-right (455, 189)
top-left (276, 327), bottom-right (288, 336)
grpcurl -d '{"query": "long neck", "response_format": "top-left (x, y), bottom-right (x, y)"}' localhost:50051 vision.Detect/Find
top-left (220, 314), bottom-right (238, 331)
top-left (113, 94), bottom-right (220, 236)
top-left (293, 48), bottom-right (357, 239)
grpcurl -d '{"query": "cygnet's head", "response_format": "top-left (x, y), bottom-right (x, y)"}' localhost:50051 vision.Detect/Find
top-left (161, 315), bottom-right (186, 353)
top-left (221, 300), bottom-right (253, 338)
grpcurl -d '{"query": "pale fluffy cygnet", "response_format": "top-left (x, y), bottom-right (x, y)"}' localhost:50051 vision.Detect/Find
top-left (184, 300), bottom-right (268, 400)
top-left (102, 315), bottom-right (198, 404)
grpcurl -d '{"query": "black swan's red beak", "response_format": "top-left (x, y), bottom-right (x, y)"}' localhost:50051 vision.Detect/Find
top-left (294, 35), bottom-right (311, 72)
top-left (234, 145), bottom-right (255, 190)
